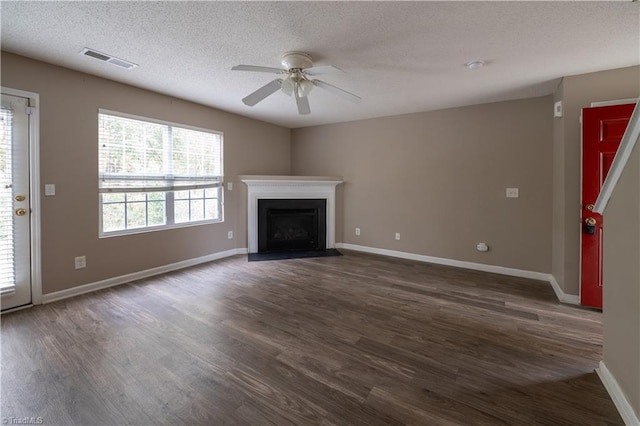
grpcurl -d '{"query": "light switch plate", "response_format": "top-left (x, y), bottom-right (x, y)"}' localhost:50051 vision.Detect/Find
top-left (44, 184), bottom-right (55, 196)
top-left (554, 101), bottom-right (563, 118)
top-left (227, 182), bottom-right (233, 191)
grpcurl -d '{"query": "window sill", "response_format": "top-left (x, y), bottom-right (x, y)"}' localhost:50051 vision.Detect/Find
top-left (99, 218), bottom-right (224, 238)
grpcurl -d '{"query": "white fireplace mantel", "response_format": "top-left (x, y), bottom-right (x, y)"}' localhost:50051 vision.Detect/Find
top-left (240, 175), bottom-right (343, 253)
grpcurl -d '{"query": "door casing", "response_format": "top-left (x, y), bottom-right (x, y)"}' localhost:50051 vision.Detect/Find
top-left (0, 87), bottom-right (42, 311)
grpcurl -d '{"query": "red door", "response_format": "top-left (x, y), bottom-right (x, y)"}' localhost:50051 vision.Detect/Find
top-left (581, 103), bottom-right (635, 308)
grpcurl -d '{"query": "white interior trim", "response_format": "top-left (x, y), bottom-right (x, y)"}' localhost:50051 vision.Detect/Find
top-left (0, 303), bottom-right (34, 315)
top-left (597, 361), bottom-right (640, 426)
top-left (41, 242), bottom-right (578, 306)
top-left (41, 248), bottom-right (246, 304)
top-left (240, 176), bottom-right (342, 253)
top-left (594, 101), bottom-right (640, 214)
top-left (1, 87), bottom-right (42, 305)
top-left (337, 243), bottom-right (579, 304)
top-left (548, 274), bottom-right (580, 305)
top-left (591, 98), bottom-right (639, 107)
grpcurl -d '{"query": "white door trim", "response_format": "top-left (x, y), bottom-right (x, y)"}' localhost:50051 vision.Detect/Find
top-left (590, 98), bottom-right (638, 107)
top-left (1, 87), bottom-right (42, 306)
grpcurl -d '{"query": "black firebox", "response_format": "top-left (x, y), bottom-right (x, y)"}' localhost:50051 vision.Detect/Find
top-left (257, 199), bottom-right (326, 253)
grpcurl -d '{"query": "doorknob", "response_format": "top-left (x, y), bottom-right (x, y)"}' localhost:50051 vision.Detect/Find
top-left (585, 217), bottom-right (596, 226)
top-left (14, 195), bottom-right (25, 202)
top-left (15, 208), bottom-right (26, 216)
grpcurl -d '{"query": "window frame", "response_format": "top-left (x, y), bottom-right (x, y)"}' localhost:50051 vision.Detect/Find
top-left (98, 109), bottom-right (224, 238)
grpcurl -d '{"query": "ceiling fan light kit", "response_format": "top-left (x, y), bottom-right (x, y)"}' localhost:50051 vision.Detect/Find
top-left (281, 74), bottom-right (314, 98)
top-left (232, 51), bottom-right (361, 115)
top-left (280, 76), bottom-right (295, 96)
top-left (298, 79), bottom-right (314, 97)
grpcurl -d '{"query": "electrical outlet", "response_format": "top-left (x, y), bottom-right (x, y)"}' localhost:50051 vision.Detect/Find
top-left (74, 256), bottom-right (86, 270)
top-left (476, 242), bottom-right (489, 252)
top-left (355, 227), bottom-right (361, 236)
top-left (395, 232), bottom-right (400, 241)
top-left (227, 231), bottom-right (233, 239)
top-left (506, 188), bottom-right (519, 198)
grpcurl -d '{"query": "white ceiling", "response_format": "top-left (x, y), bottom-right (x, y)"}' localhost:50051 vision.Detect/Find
top-left (1, 1), bottom-right (638, 129)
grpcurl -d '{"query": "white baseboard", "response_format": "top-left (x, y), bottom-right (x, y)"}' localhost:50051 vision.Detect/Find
top-left (42, 243), bottom-right (580, 307)
top-left (548, 275), bottom-right (580, 305)
top-left (336, 243), bottom-right (579, 305)
top-left (42, 248), bottom-right (247, 304)
top-left (597, 361), bottom-right (640, 425)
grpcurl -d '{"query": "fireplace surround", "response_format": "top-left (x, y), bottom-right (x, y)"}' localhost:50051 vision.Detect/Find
top-left (240, 176), bottom-right (342, 254)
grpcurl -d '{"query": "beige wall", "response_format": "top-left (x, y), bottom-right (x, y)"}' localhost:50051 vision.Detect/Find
top-left (602, 136), bottom-right (640, 418)
top-left (1, 52), bottom-right (291, 295)
top-left (292, 96), bottom-right (553, 273)
top-left (552, 66), bottom-right (640, 295)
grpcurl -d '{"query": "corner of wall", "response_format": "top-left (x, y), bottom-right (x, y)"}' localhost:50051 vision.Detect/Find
top-left (552, 77), bottom-right (568, 294)
top-left (597, 361), bottom-right (640, 426)
top-left (287, 127), bottom-right (294, 174)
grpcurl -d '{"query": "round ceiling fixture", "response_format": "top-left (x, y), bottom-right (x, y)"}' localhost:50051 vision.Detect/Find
top-left (465, 60), bottom-right (485, 70)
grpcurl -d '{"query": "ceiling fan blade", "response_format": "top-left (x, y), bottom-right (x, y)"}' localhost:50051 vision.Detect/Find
top-left (295, 87), bottom-right (311, 115)
top-left (313, 79), bottom-right (362, 104)
top-left (304, 65), bottom-right (344, 76)
top-left (232, 65), bottom-right (284, 74)
top-left (296, 95), bottom-right (311, 115)
top-left (242, 79), bottom-right (283, 106)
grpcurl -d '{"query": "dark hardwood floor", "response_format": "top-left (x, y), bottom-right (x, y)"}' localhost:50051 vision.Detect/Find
top-left (1, 251), bottom-right (622, 425)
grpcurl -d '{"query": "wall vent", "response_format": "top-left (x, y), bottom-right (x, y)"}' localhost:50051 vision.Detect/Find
top-left (79, 48), bottom-right (137, 70)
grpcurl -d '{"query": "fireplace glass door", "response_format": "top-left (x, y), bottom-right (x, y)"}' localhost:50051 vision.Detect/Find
top-left (258, 199), bottom-right (326, 253)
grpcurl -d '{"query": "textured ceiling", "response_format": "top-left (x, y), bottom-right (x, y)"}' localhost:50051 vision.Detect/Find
top-left (1, 1), bottom-right (638, 128)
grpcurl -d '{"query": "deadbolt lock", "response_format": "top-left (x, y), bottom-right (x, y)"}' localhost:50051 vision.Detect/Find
top-left (14, 195), bottom-right (25, 202)
top-left (15, 208), bottom-right (27, 216)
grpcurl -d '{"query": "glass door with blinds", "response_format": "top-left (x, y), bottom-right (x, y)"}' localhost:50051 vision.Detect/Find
top-left (0, 93), bottom-right (32, 310)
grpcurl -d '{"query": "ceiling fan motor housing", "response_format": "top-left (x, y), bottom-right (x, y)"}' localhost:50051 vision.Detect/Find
top-left (281, 52), bottom-right (313, 71)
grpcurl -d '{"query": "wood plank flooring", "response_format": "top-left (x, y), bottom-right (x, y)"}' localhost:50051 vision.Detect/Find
top-left (1, 251), bottom-right (623, 425)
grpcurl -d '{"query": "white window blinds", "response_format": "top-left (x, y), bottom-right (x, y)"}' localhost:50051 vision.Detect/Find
top-left (98, 111), bottom-right (223, 193)
top-left (0, 107), bottom-right (15, 292)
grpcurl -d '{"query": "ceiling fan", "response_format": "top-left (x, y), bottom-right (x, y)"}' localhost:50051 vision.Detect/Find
top-left (232, 52), bottom-right (361, 115)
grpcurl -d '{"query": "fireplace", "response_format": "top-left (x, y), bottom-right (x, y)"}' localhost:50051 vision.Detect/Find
top-left (258, 199), bottom-right (326, 252)
top-left (240, 175), bottom-right (342, 254)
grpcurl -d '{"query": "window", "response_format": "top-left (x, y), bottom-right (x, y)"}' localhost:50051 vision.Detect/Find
top-left (98, 110), bottom-right (223, 236)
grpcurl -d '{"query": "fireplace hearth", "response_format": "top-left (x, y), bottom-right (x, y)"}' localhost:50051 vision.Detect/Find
top-left (258, 199), bottom-right (326, 252)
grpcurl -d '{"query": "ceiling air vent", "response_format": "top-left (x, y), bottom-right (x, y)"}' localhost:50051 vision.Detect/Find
top-left (79, 48), bottom-right (137, 70)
